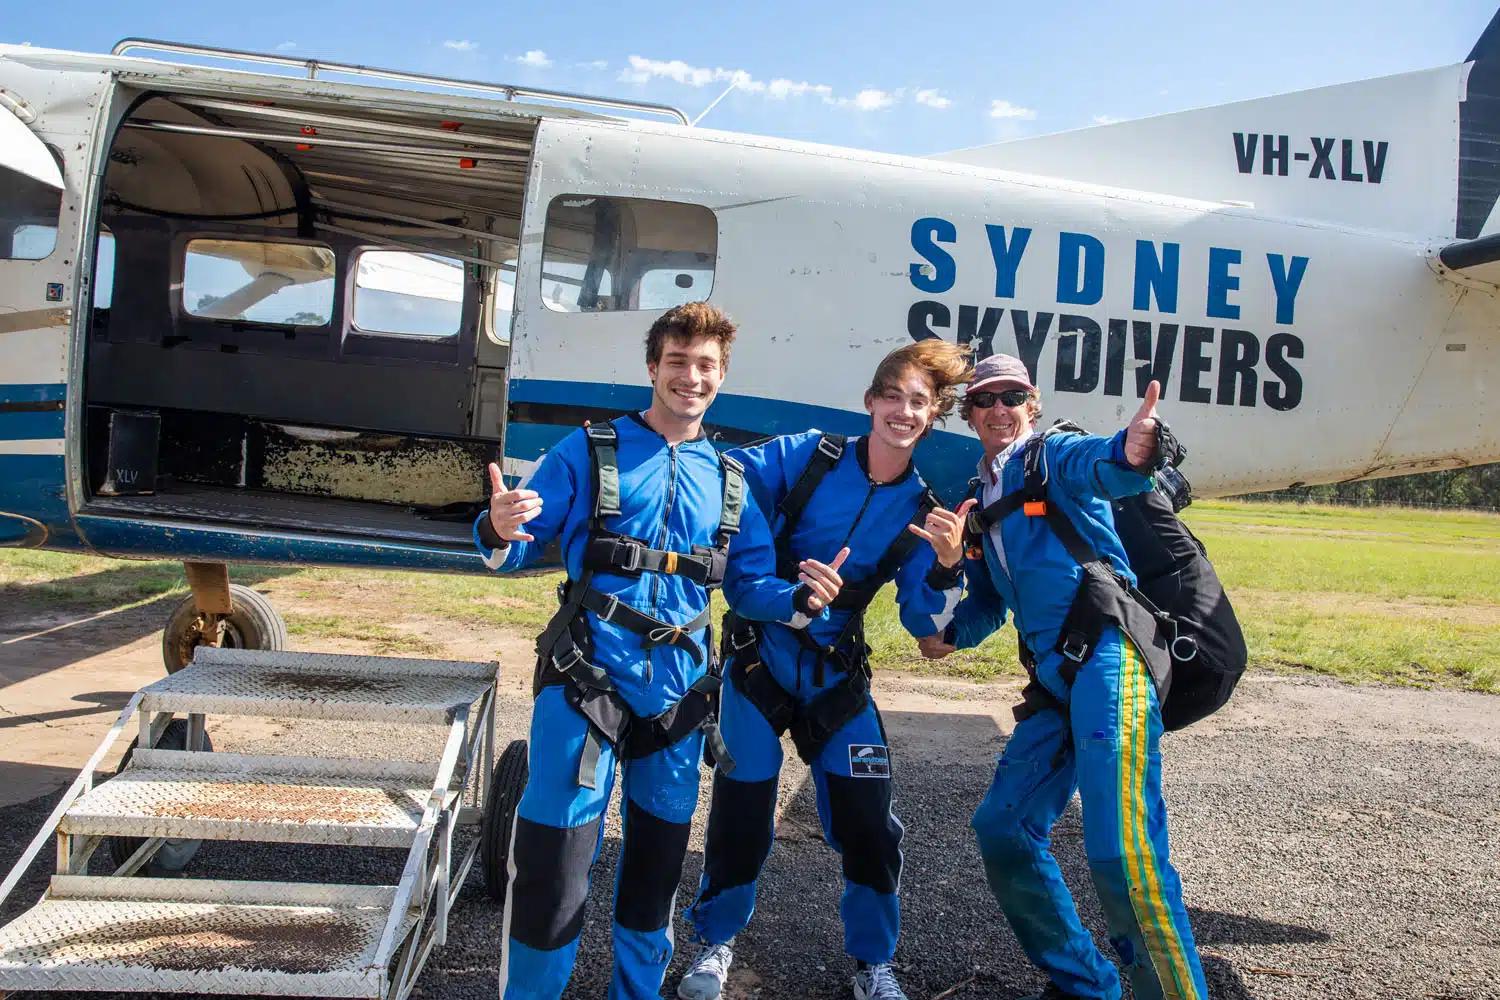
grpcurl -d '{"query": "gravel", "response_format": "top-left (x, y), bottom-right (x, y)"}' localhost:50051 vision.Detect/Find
top-left (1, 673), bottom-right (1496, 1000)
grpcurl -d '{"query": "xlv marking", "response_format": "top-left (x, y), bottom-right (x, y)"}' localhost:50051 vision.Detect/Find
top-left (1232, 133), bottom-right (1388, 183)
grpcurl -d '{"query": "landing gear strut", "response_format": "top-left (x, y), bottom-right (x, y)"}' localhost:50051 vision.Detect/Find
top-left (161, 562), bottom-right (288, 673)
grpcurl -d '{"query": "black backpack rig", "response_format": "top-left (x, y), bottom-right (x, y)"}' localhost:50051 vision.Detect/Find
top-left (533, 421), bottom-right (745, 788)
top-left (722, 433), bottom-right (943, 764)
top-left (964, 420), bottom-right (1246, 732)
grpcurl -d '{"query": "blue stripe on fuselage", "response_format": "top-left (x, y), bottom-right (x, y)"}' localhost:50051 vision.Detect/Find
top-left (0, 410), bottom-right (65, 440)
top-left (0, 383), bottom-right (67, 441)
top-left (507, 378), bottom-right (984, 503)
top-left (0, 383), bottom-right (67, 404)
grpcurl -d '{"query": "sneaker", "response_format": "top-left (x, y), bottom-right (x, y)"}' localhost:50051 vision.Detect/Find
top-left (852, 963), bottom-right (909, 1000)
top-left (677, 941), bottom-right (734, 1000)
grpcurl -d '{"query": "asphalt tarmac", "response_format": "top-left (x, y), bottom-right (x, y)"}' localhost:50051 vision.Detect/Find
top-left (1, 670), bottom-right (1496, 1000)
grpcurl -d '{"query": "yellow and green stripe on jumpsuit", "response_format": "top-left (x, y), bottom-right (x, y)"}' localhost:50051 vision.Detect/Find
top-left (946, 426), bottom-right (1209, 1000)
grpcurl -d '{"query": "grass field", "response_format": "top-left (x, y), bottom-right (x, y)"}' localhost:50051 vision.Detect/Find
top-left (3, 500), bottom-right (1498, 692)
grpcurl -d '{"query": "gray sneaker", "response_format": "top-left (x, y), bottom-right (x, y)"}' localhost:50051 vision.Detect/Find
top-left (677, 941), bottom-right (734, 1000)
top-left (852, 963), bottom-right (909, 1000)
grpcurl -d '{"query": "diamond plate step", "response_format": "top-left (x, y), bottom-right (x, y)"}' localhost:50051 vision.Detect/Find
top-left (140, 647), bottom-right (496, 724)
top-left (60, 750), bottom-right (437, 848)
top-left (0, 876), bottom-right (414, 997)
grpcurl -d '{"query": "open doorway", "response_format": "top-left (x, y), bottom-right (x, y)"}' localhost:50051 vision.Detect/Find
top-left (82, 87), bottom-right (531, 548)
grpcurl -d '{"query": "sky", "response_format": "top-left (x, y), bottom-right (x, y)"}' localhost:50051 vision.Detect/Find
top-left (6, 1), bottom-right (1499, 156)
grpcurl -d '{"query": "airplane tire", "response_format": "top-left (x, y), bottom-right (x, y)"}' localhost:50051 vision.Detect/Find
top-left (162, 583), bottom-right (287, 673)
top-left (480, 739), bottom-right (529, 904)
top-left (107, 718), bottom-right (212, 874)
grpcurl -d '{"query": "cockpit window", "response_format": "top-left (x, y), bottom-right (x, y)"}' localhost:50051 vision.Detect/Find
top-left (182, 239), bottom-right (335, 325)
top-left (540, 195), bottom-right (717, 312)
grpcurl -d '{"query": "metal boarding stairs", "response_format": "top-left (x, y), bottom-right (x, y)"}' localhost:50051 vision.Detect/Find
top-left (0, 647), bottom-right (509, 998)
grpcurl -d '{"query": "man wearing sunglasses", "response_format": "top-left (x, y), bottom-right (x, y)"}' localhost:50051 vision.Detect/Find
top-left (919, 354), bottom-right (1208, 1000)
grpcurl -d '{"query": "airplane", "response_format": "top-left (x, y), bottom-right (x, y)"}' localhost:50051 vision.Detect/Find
top-left (4, 15), bottom-right (1500, 673)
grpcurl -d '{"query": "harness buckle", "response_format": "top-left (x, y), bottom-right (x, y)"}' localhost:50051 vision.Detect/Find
top-left (597, 594), bottom-right (620, 623)
top-left (966, 510), bottom-right (986, 535)
top-left (617, 541), bottom-right (644, 573)
top-left (729, 627), bottom-right (758, 651)
top-left (1060, 632), bottom-right (1091, 663)
top-left (816, 435), bottom-right (844, 460)
top-left (553, 646), bottom-right (586, 673)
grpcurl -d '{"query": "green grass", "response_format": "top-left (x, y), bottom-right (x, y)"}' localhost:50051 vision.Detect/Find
top-left (284, 613), bottom-right (443, 656)
top-left (4, 498), bottom-right (1498, 692)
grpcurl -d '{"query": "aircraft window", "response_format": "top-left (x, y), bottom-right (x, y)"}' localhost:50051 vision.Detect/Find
top-left (352, 250), bottom-right (464, 339)
top-left (540, 195), bottom-right (717, 312)
top-left (182, 239), bottom-right (335, 325)
top-left (0, 162), bottom-right (62, 261)
top-left (485, 258), bottom-right (519, 345)
top-left (95, 231), bottom-right (115, 309)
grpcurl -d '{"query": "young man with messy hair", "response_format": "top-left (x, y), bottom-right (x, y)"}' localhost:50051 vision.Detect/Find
top-left (678, 339), bottom-right (975, 1000)
top-left (476, 302), bottom-right (849, 1000)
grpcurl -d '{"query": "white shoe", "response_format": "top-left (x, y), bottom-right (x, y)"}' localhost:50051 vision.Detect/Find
top-left (852, 963), bottom-right (909, 1000)
top-left (677, 941), bottom-right (734, 1000)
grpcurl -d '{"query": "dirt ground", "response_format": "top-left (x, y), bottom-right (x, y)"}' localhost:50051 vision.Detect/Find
top-left (1, 591), bottom-right (1497, 1000)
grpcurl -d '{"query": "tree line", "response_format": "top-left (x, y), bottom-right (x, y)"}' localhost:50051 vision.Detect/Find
top-left (1241, 464), bottom-right (1500, 509)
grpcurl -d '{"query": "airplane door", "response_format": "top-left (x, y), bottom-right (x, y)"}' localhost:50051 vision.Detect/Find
top-left (0, 53), bottom-right (113, 547)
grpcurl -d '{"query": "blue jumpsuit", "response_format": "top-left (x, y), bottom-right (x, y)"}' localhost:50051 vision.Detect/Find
top-left (474, 413), bottom-right (810, 1000)
top-left (948, 429), bottom-right (1208, 1000)
top-left (686, 432), bottom-right (963, 965)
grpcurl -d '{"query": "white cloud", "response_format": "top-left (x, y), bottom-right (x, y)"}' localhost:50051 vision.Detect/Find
top-left (848, 88), bottom-right (897, 111)
top-left (443, 39), bottom-right (478, 52)
top-left (616, 56), bottom-right (951, 114)
top-left (914, 88), bottom-right (952, 109)
top-left (767, 78), bottom-right (834, 101)
top-left (517, 49), bottom-right (551, 68)
top-left (276, 41), bottom-right (297, 52)
top-left (580, 59), bottom-right (609, 70)
top-left (1092, 113), bottom-right (1124, 125)
top-left (620, 55), bottom-right (892, 109)
top-left (990, 99), bottom-right (1037, 120)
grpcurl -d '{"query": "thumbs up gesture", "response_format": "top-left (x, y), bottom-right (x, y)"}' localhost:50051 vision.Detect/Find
top-left (486, 462), bottom-right (543, 543)
top-left (797, 547), bottom-right (850, 613)
top-left (908, 497), bottom-right (977, 568)
top-left (1124, 380), bottom-right (1162, 472)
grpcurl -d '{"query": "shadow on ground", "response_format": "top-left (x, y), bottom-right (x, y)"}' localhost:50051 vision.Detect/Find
top-left (0, 564), bottom-right (297, 691)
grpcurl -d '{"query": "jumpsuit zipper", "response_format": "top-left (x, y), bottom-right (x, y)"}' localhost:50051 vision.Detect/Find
top-left (647, 442), bottom-right (681, 685)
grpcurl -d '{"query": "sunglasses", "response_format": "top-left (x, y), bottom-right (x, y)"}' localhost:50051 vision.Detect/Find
top-left (968, 388), bottom-right (1031, 409)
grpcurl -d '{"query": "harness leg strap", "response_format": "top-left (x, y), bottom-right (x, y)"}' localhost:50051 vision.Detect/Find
top-left (578, 728), bottom-right (604, 790)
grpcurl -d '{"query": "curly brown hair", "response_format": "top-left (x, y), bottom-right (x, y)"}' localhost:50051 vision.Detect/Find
top-left (864, 340), bottom-right (974, 434)
top-left (645, 302), bottom-right (737, 366)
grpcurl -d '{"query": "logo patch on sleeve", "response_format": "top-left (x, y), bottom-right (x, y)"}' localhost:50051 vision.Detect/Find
top-left (848, 743), bottom-right (891, 778)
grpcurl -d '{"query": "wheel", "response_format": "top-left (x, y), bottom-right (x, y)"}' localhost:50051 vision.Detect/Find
top-left (162, 583), bottom-right (287, 673)
top-left (107, 718), bottom-right (212, 874)
top-left (480, 740), bottom-right (529, 904)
